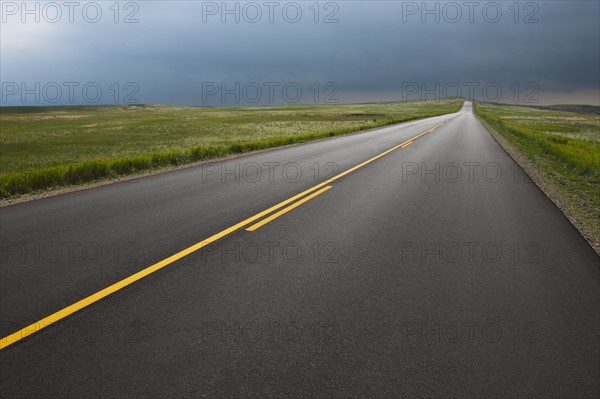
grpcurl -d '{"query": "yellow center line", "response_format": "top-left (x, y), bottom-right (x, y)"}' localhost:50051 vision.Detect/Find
top-left (0, 182), bottom-right (334, 350)
top-left (0, 120), bottom-right (446, 350)
top-left (320, 122), bottom-right (443, 184)
top-left (246, 186), bottom-right (332, 231)
top-left (400, 141), bottom-right (413, 148)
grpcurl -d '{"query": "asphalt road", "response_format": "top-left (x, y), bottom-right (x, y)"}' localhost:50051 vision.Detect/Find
top-left (1, 102), bottom-right (598, 398)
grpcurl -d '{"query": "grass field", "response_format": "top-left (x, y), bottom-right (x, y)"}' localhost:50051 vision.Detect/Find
top-left (0, 99), bottom-right (463, 198)
top-left (474, 102), bottom-right (600, 243)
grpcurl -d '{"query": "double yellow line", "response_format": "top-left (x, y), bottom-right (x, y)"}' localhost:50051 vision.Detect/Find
top-left (0, 121), bottom-right (445, 350)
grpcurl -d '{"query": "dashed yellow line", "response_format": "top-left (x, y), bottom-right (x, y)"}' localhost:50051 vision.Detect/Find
top-left (246, 186), bottom-right (332, 231)
top-left (0, 121), bottom-right (446, 350)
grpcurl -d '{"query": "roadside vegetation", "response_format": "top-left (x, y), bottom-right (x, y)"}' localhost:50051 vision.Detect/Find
top-left (474, 102), bottom-right (600, 247)
top-left (0, 99), bottom-right (462, 199)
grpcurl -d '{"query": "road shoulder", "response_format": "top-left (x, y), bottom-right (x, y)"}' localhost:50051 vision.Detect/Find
top-left (475, 115), bottom-right (600, 256)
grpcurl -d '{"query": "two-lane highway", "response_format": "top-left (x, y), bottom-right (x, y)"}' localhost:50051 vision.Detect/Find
top-left (1, 102), bottom-right (598, 398)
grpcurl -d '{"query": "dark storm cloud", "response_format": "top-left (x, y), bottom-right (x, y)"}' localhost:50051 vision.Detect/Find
top-left (1, 0), bottom-right (598, 105)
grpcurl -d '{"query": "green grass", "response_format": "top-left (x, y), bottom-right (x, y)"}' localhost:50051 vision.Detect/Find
top-left (0, 99), bottom-right (463, 198)
top-left (474, 102), bottom-right (600, 240)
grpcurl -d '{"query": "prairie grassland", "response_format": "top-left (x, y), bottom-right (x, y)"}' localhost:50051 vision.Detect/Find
top-left (0, 99), bottom-right (463, 198)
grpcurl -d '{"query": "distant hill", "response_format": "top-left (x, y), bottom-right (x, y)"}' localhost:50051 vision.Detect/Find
top-left (482, 101), bottom-right (600, 115)
top-left (530, 104), bottom-right (600, 115)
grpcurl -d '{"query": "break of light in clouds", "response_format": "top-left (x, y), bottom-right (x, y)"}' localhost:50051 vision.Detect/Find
top-left (1, 0), bottom-right (599, 106)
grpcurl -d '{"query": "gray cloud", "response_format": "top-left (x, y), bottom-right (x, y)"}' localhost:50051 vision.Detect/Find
top-left (1, 1), bottom-right (598, 105)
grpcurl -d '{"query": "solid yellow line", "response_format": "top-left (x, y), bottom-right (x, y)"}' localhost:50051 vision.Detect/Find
top-left (246, 186), bottom-right (332, 231)
top-left (401, 141), bottom-right (413, 148)
top-left (0, 120), bottom-right (445, 350)
top-left (0, 183), bottom-right (333, 350)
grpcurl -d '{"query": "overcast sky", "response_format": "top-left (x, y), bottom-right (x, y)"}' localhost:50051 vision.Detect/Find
top-left (1, 0), bottom-right (599, 106)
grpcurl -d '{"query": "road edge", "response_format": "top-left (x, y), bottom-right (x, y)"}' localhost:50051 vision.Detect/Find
top-left (475, 113), bottom-right (600, 256)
